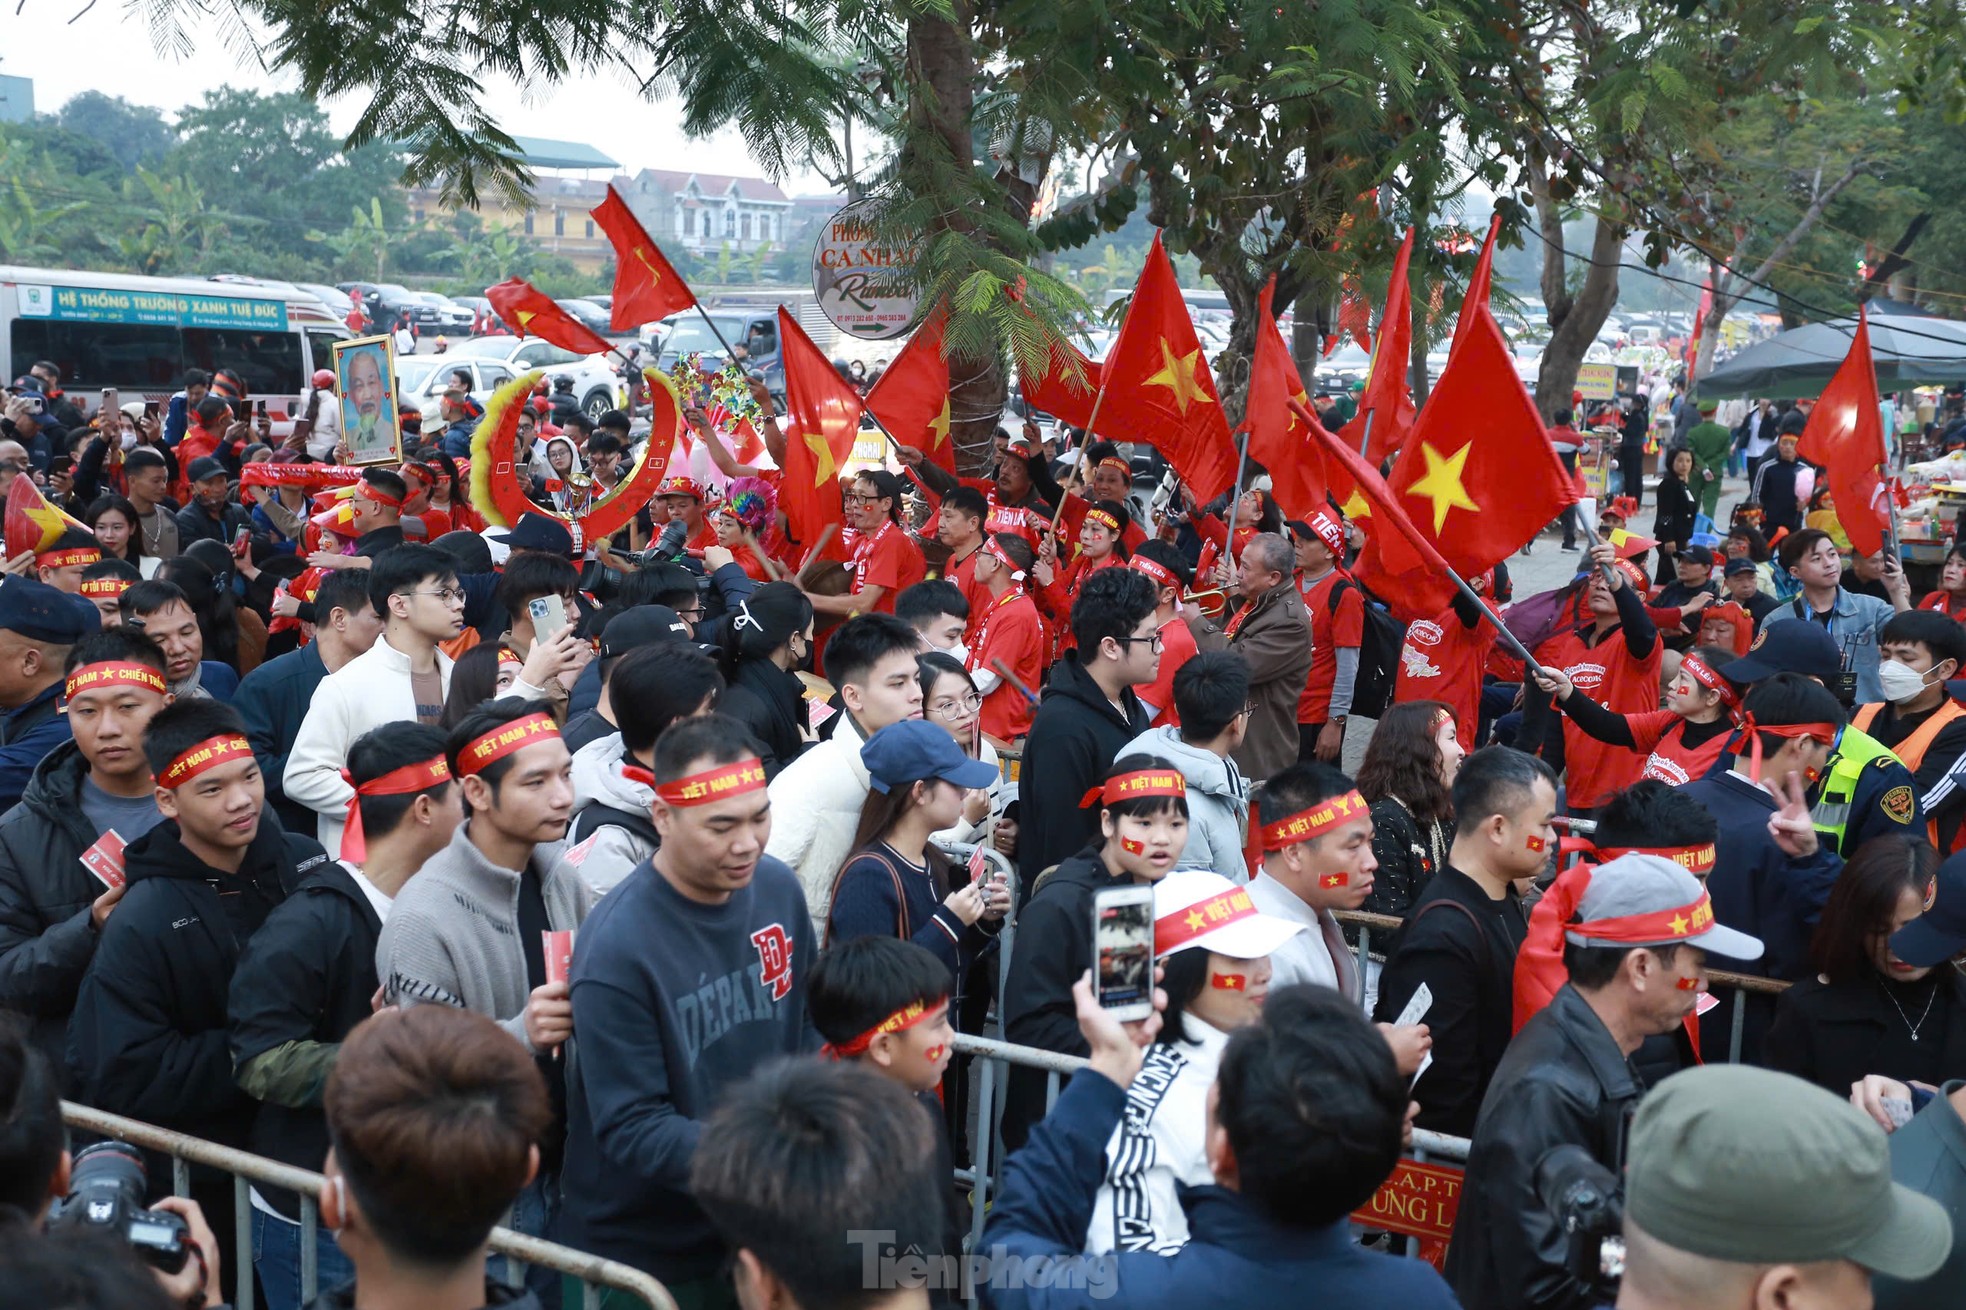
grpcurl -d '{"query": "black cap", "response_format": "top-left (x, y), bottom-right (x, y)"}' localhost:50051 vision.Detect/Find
top-left (599, 604), bottom-right (692, 660)
top-left (596, 409), bottom-right (631, 434)
top-left (1722, 618), bottom-right (1842, 686)
top-left (430, 529), bottom-right (494, 576)
top-left (0, 577), bottom-right (100, 644)
top-left (1676, 545), bottom-right (1715, 568)
top-left (1892, 850), bottom-right (1966, 968)
top-left (187, 456), bottom-right (227, 483)
top-left (1723, 557), bottom-right (1758, 577)
top-left (489, 513), bottom-right (575, 557)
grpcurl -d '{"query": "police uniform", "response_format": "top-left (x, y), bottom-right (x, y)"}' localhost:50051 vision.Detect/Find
top-left (0, 577), bottom-right (100, 812)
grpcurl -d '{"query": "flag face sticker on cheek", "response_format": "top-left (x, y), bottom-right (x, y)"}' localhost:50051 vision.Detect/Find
top-left (1525, 834), bottom-right (1548, 853)
top-left (1210, 973), bottom-right (1247, 991)
top-left (1120, 836), bottom-right (1147, 856)
top-left (1320, 872), bottom-right (1350, 889)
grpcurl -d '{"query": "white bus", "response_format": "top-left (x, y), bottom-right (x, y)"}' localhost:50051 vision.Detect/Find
top-left (0, 265), bottom-right (350, 423)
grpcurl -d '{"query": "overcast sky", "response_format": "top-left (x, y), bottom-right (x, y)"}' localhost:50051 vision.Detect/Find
top-left (6, 7), bottom-right (838, 196)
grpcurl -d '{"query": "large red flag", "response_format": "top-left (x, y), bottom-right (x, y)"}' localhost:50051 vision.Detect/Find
top-left (590, 185), bottom-right (697, 331)
top-left (1245, 276), bottom-right (1327, 519)
top-left (1361, 305), bottom-right (1576, 614)
top-left (1449, 213), bottom-right (1502, 351)
top-left (1287, 396), bottom-right (1442, 585)
top-left (484, 278), bottom-right (614, 357)
top-left (1796, 306), bottom-right (1889, 557)
top-left (866, 309), bottom-right (955, 473)
top-left (1358, 226), bottom-right (1417, 465)
top-left (1021, 341), bottom-right (1105, 430)
top-left (1094, 233), bottom-right (1238, 501)
top-left (776, 306), bottom-right (863, 551)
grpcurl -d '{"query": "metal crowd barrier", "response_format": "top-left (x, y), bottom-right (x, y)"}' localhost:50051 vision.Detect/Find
top-left (59, 1101), bottom-right (678, 1310)
top-left (1332, 909), bottom-right (1792, 1065)
top-left (931, 839), bottom-right (1018, 1022)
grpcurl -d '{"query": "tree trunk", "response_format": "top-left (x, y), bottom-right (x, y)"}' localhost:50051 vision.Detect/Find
top-left (1534, 214), bottom-right (1623, 419)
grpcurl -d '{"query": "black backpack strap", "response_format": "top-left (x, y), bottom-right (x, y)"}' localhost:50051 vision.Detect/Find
top-left (1326, 575), bottom-right (1353, 616)
top-left (571, 802), bottom-right (661, 850)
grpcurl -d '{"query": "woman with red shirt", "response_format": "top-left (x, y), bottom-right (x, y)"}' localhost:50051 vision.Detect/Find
top-left (1033, 498), bottom-right (1130, 647)
top-left (1919, 544), bottom-right (1966, 621)
top-left (1533, 644), bottom-right (1742, 789)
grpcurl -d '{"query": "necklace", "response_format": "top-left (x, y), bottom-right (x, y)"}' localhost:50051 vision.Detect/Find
top-left (1879, 976), bottom-right (1940, 1042)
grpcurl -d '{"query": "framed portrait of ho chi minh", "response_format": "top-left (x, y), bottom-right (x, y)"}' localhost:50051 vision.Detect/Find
top-left (332, 334), bottom-right (403, 466)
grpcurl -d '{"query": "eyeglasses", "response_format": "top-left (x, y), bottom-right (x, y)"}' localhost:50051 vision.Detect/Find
top-left (1236, 703), bottom-right (1257, 719)
top-left (850, 493), bottom-right (888, 506)
top-left (412, 587), bottom-right (467, 605)
top-left (673, 603), bottom-right (705, 620)
top-left (1116, 633), bottom-right (1165, 653)
top-left (930, 693), bottom-right (984, 719)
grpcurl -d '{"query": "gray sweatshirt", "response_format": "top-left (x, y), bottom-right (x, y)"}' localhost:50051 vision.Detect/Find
top-left (374, 822), bottom-right (597, 1052)
top-left (1121, 725), bottom-right (1249, 878)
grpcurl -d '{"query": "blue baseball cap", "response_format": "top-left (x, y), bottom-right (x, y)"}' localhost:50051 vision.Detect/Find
top-left (861, 719), bottom-right (998, 795)
top-left (1891, 850), bottom-right (1966, 968)
top-left (0, 576), bottom-right (99, 644)
top-left (1721, 618), bottom-right (1842, 687)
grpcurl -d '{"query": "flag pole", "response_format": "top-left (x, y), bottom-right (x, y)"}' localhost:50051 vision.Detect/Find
top-left (1051, 381), bottom-right (1112, 535)
top-left (1356, 409), bottom-right (1376, 460)
top-left (1218, 430), bottom-right (1251, 576)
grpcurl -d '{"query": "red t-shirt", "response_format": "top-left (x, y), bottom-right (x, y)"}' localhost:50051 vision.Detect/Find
top-left (1538, 624), bottom-right (1663, 808)
top-left (1057, 493), bottom-right (1147, 554)
top-left (1039, 552), bottom-right (1125, 652)
top-left (851, 521), bottom-right (926, 614)
top-left (969, 588), bottom-right (1045, 741)
top-left (1623, 710), bottom-right (1731, 788)
top-left (1393, 607), bottom-right (1492, 747)
top-left (1137, 613), bottom-right (1200, 727)
top-left (942, 546), bottom-right (989, 617)
top-left (1297, 571), bottom-right (1363, 725)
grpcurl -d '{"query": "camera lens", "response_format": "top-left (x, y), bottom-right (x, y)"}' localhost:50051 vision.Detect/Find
top-left (65, 1140), bottom-right (151, 1213)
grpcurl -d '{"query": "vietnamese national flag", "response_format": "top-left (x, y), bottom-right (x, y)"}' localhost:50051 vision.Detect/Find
top-left (1287, 395), bottom-right (1444, 590)
top-left (1796, 305), bottom-right (1889, 557)
top-left (1358, 306), bottom-right (1576, 615)
top-left (5, 473), bottom-right (88, 556)
top-left (1020, 339), bottom-right (1105, 431)
top-left (484, 278), bottom-right (614, 357)
top-left (866, 307), bottom-right (955, 473)
top-left (1449, 214), bottom-right (1501, 352)
top-left (776, 306), bottom-right (864, 551)
top-left (1094, 232), bottom-right (1238, 502)
top-left (590, 185), bottom-right (697, 332)
top-left (1245, 276), bottom-right (1328, 520)
top-left (1358, 226), bottom-right (1418, 466)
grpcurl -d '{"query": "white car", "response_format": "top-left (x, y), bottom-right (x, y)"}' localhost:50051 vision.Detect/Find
top-left (444, 335), bottom-right (621, 420)
top-left (396, 355), bottom-right (520, 412)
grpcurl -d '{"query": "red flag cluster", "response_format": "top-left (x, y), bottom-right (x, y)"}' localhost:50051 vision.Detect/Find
top-left (1796, 305), bottom-right (1890, 557)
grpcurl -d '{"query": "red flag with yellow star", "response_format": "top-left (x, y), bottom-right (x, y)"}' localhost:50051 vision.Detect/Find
top-left (1358, 226), bottom-right (1417, 466)
top-left (1796, 304), bottom-right (1889, 557)
top-left (1449, 213), bottom-right (1501, 351)
top-left (590, 185), bottom-right (697, 331)
top-left (1094, 233), bottom-right (1238, 501)
top-left (866, 307), bottom-right (954, 474)
top-left (5, 473), bottom-right (88, 557)
top-left (484, 278), bottom-right (614, 357)
top-left (1244, 276), bottom-right (1329, 520)
top-left (1020, 339), bottom-right (1105, 431)
top-left (1358, 305), bottom-right (1574, 612)
top-left (776, 306), bottom-right (863, 552)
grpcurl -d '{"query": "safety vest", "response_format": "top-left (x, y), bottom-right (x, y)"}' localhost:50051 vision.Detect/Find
top-left (1852, 699), bottom-right (1966, 850)
top-left (1810, 725), bottom-right (1904, 855)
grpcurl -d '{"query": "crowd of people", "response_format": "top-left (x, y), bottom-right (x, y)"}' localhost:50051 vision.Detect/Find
top-left (0, 348), bottom-right (1962, 1310)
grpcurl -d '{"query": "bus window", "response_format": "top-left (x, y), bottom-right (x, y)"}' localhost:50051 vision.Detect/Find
top-left (305, 330), bottom-right (345, 376)
top-left (183, 328), bottom-right (303, 397)
top-left (11, 320), bottom-right (183, 391)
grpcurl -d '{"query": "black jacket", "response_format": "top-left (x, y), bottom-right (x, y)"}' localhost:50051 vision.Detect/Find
top-left (1444, 983), bottom-right (1645, 1310)
top-left (228, 861), bottom-right (383, 1218)
top-left (1650, 474), bottom-right (1699, 551)
top-left (1001, 847), bottom-right (1128, 1151)
top-left (307, 1281), bottom-right (543, 1310)
top-left (174, 498), bottom-right (254, 549)
top-left (1019, 661), bottom-right (1152, 879)
top-left (719, 657), bottom-right (809, 778)
top-left (66, 815), bottom-right (326, 1143)
top-left (0, 741), bottom-right (110, 1070)
top-left (1765, 970), bottom-right (1966, 1099)
top-left (233, 643), bottom-right (331, 838)
top-left (1750, 456), bottom-right (1809, 532)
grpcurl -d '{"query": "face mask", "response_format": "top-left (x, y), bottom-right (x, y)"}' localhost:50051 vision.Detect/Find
top-left (944, 642), bottom-right (970, 666)
top-left (1878, 659), bottom-right (1936, 705)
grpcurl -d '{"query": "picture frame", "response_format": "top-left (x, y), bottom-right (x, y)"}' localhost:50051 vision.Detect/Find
top-left (332, 334), bottom-right (403, 466)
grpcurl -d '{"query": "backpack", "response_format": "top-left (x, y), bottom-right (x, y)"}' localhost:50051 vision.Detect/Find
top-left (571, 801), bottom-right (661, 852)
top-left (1330, 577), bottom-right (1405, 719)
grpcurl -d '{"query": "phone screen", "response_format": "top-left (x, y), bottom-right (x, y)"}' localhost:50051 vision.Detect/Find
top-left (1092, 886), bottom-right (1155, 1018)
top-left (144, 401), bottom-right (159, 419)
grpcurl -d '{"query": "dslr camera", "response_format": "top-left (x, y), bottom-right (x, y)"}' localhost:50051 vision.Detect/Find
top-left (1537, 1144), bottom-right (1624, 1302)
top-left (47, 1140), bottom-right (192, 1273)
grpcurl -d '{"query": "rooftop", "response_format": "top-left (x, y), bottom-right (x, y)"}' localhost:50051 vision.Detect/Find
top-left (510, 136), bottom-right (621, 171)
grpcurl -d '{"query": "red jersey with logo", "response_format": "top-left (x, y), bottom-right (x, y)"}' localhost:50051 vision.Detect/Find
top-left (1057, 493), bottom-right (1148, 554)
top-left (1622, 710), bottom-right (1731, 788)
top-left (1297, 571), bottom-right (1363, 725)
top-left (1137, 613), bottom-right (1200, 728)
top-left (851, 521), bottom-right (926, 614)
top-left (1393, 608), bottom-right (1492, 746)
top-left (968, 588), bottom-right (1045, 741)
top-left (1039, 552), bottom-right (1125, 649)
top-left (942, 545), bottom-right (988, 616)
top-left (1538, 625), bottom-right (1663, 807)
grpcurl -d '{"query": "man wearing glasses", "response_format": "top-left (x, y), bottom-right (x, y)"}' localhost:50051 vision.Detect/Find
top-left (287, 545), bottom-right (465, 853)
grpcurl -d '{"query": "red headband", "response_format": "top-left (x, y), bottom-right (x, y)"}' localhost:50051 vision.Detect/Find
top-left (820, 996), bottom-right (947, 1060)
top-left (1155, 887), bottom-right (1258, 955)
top-left (1734, 714), bottom-right (1838, 786)
top-left (982, 538), bottom-right (1024, 581)
top-left (38, 547), bottom-right (99, 569)
top-left (1570, 889), bottom-right (1718, 946)
top-left (1679, 654), bottom-right (1742, 719)
top-left (1260, 788), bottom-right (1369, 851)
top-left (656, 757), bottom-right (768, 807)
top-left (337, 756), bottom-right (450, 862)
top-left (1097, 457), bottom-right (1131, 478)
top-left (1080, 768), bottom-right (1187, 809)
top-left (78, 577), bottom-right (130, 599)
top-left (64, 661), bottom-right (166, 702)
top-left (1131, 556), bottom-right (1179, 590)
top-left (1084, 508), bottom-right (1122, 534)
top-left (1596, 843), bottom-right (1718, 877)
top-left (456, 713), bottom-right (560, 776)
top-left (359, 482), bottom-right (404, 509)
top-left (159, 734), bottom-right (253, 789)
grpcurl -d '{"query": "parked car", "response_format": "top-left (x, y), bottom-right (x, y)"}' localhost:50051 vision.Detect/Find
top-left (445, 335), bottom-right (620, 420)
top-left (452, 295), bottom-right (495, 332)
top-left (397, 354), bottom-right (519, 411)
top-left (409, 291), bottom-right (474, 334)
top-left (555, 298), bottom-right (614, 335)
top-left (337, 281), bottom-right (426, 329)
top-left (293, 282), bottom-right (357, 316)
top-left (644, 310), bottom-right (785, 405)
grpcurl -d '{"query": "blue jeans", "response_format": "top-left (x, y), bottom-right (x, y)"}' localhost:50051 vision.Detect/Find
top-left (253, 1206), bottom-right (356, 1310)
top-left (492, 1174), bottom-right (562, 1306)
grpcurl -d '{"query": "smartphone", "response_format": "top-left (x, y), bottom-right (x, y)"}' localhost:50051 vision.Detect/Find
top-left (1092, 884), bottom-right (1155, 1020)
top-left (528, 593), bottom-right (569, 637)
top-left (144, 401), bottom-right (159, 419)
top-left (101, 387), bottom-right (118, 416)
top-left (232, 526), bottom-right (250, 548)
top-left (256, 400), bottom-right (268, 421)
